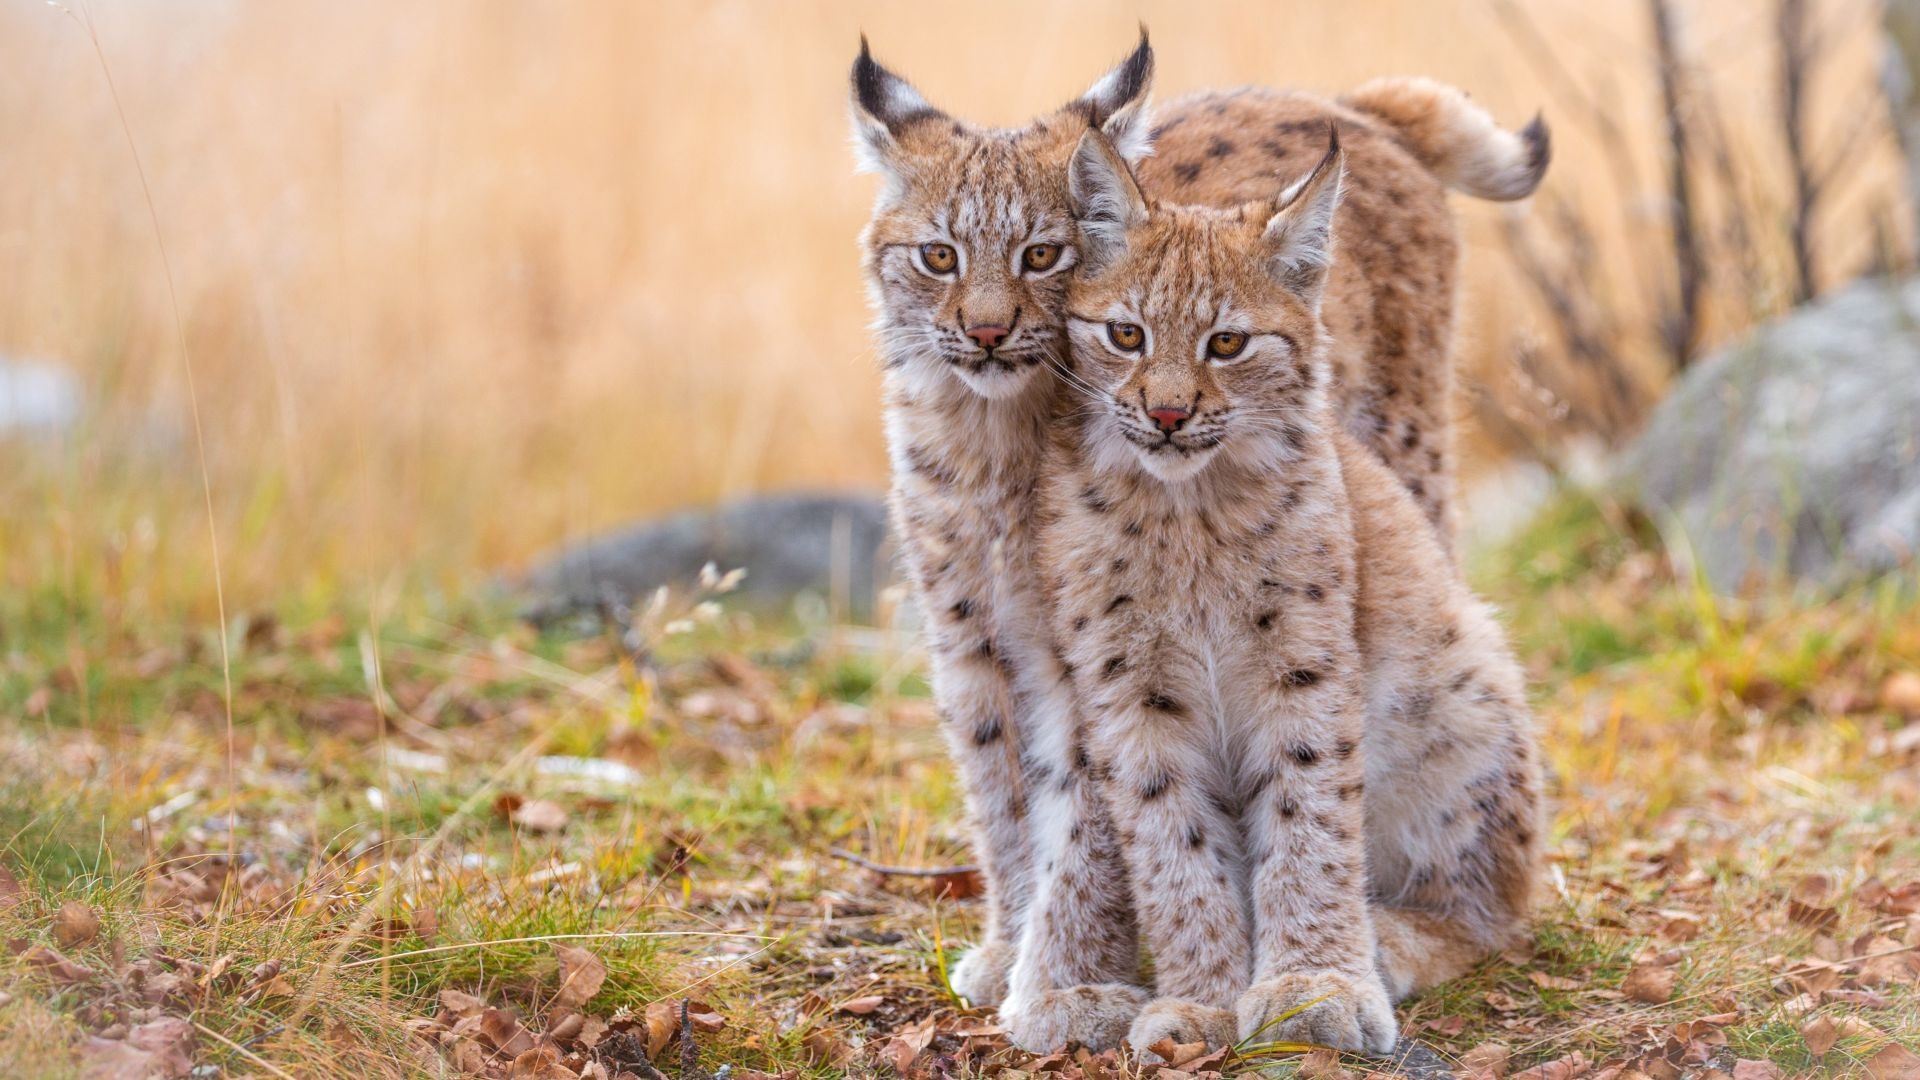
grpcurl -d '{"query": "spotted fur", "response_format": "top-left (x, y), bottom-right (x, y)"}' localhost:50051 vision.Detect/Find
top-left (849, 34), bottom-right (1547, 1052)
top-left (1040, 132), bottom-right (1544, 1056)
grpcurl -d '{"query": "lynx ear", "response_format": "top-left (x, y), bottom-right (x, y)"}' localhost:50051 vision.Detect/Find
top-left (1261, 128), bottom-right (1345, 305)
top-left (849, 37), bottom-right (946, 178)
top-left (1068, 28), bottom-right (1155, 164)
top-left (1069, 129), bottom-right (1148, 272)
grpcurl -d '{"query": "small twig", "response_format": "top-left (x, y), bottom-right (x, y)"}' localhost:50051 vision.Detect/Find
top-left (828, 847), bottom-right (979, 878)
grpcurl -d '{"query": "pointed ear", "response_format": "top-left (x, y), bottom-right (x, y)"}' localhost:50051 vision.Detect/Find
top-left (1262, 128), bottom-right (1346, 304)
top-left (1069, 129), bottom-right (1148, 273)
top-left (1068, 27), bottom-right (1155, 164)
top-left (849, 37), bottom-right (946, 177)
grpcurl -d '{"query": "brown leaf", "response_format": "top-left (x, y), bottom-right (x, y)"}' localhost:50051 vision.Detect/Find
top-left (1800, 1016), bottom-right (1838, 1056)
top-left (479, 1007), bottom-right (537, 1057)
top-left (22, 943), bottom-right (96, 985)
top-left (1529, 971), bottom-right (1583, 991)
top-left (929, 868), bottom-right (983, 900)
top-left (838, 994), bottom-right (885, 1015)
top-left (439, 987), bottom-right (489, 1019)
top-left (801, 1026), bottom-right (853, 1067)
top-left (552, 944), bottom-right (607, 1009)
top-left (1730, 1061), bottom-right (1782, 1080)
top-left (52, 901), bottom-right (100, 948)
top-left (1622, 962), bottom-right (1678, 1004)
top-left (1298, 1048), bottom-right (1356, 1079)
top-left (1868, 1043), bottom-right (1920, 1080)
top-left (511, 799), bottom-right (570, 834)
top-left (1511, 1052), bottom-right (1590, 1080)
top-left (1460, 1041), bottom-right (1512, 1080)
top-left (508, 1047), bottom-right (579, 1079)
top-left (79, 1017), bottom-right (196, 1080)
top-left (0, 864), bottom-right (24, 914)
top-left (875, 1018), bottom-right (936, 1074)
top-left (1787, 875), bottom-right (1839, 930)
top-left (1146, 1037), bottom-right (1209, 1067)
top-left (643, 1001), bottom-right (676, 1060)
top-left (1882, 671), bottom-right (1920, 715)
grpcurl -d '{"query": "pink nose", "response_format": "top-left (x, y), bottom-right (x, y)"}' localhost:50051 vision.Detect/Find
top-left (1146, 406), bottom-right (1191, 433)
top-left (965, 324), bottom-right (1010, 349)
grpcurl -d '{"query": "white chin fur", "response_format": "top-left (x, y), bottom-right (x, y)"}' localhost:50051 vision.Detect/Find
top-left (1136, 445), bottom-right (1216, 482)
top-left (953, 363), bottom-right (1042, 400)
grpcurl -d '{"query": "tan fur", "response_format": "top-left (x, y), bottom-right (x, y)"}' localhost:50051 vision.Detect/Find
top-left (849, 40), bottom-right (1546, 1052)
top-left (1040, 134), bottom-right (1543, 1055)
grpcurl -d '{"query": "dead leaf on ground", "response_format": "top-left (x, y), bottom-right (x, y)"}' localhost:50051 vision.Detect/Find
top-left (837, 994), bottom-right (885, 1015)
top-left (511, 799), bottom-right (570, 834)
top-left (0, 864), bottom-right (24, 913)
top-left (1297, 1048), bottom-right (1356, 1079)
top-left (1460, 1041), bottom-right (1512, 1079)
top-left (1622, 961), bottom-right (1678, 1003)
top-left (22, 943), bottom-right (96, 985)
top-left (1528, 971), bottom-right (1584, 991)
top-left (552, 944), bottom-right (606, 1009)
top-left (479, 1007), bottom-right (537, 1058)
top-left (80, 1016), bottom-right (195, 1080)
top-left (51, 899), bottom-right (100, 941)
top-left (1800, 1015), bottom-right (1838, 1055)
top-left (1510, 1051), bottom-right (1590, 1080)
top-left (1868, 1043), bottom-right (1920, 1080)
top-left (1787, 874), bottom-right (1840, 930)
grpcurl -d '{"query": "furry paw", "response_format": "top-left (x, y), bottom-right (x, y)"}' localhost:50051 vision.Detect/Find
top-left (948, 940), bottom-right (1014, 1006)
top-left (1126, 997), bottom-right (1239, 1059)
top-left (1002, 983), bottom-right (1149, 1052)
top-left (1235, 970), bottom-right (1397, 1055)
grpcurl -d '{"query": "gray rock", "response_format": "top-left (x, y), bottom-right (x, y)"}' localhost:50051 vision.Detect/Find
top-left (517, 492), bottom-right (894, 622)
top-left (1621, 276), bottom-right (1920, 593)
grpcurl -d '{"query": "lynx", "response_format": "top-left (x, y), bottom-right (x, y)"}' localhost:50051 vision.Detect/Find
top-left (1029, 129), bottom-right (1544, 1055)
top-left (849, 33), bottom-right (1547, 1049)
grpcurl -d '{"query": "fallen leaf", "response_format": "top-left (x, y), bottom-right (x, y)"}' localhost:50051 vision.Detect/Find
top-left (1460, 1041), bottom-right (1512, 1079)
top-left (1800, 1016), bottom-right (1837, 1055)
top-left (79, 1017), bottom-right (195, 1080)
top-left (479, 1007), bottom-right (537, 1057)
top-left (1731, 1061), bottom-right (1782, 1080)
top-left (439, 988), bottom-right (488, 1018)
top-left (875, 1018), bottom-right (936, 1074)
top-left (51, 901), bottom-right (100, 948)
top-left (1511, 1052), bottom-right (1590, 1080)
top-left (508, 1046), bottom-right (579, 1079)
top-left (1868, 1043), bottom-right (1920, 1080)
top-left (838, 994), bottom-right (885, 1015)
top-left (643, 1002), bottom-right (677, 1059)
top-left (22, 943), bottom-right (96, 985)
top-left (511, 799), bottom-right (570, 833)
top-left (552, 944), bottom-right (607, 1009)
top-left (1622, 962), bottom-right (1678, 1004)
top-left (1788, 875), bottom-right (1839, 930)
top-left (1298, 1048), bottom-right (1356, 1079)
top-left (0, 865), bottom-right (23, 913)
top-left (1529, 971), bottom-right (1584, 991)
top-left (1882, 671), bottom-right (1920, 714)
top-left (929, 868), bottom-right (983, 900)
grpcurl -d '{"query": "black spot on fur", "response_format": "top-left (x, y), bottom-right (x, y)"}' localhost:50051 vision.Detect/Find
top-left (1339, 781), bottom-right (1363, 800)
top-left (1256, 611), bottom-right (1276, 631)
top-left (1278, 796), bottom-right (1299, 818)
top-left (949, 598), bottom-right (975, 621)
top-left (1101, 656), bottom-right (1127, 680)
top-left (1185, 824), bottom-right (1206, 848)
top-left (1072, 615), bottom-right (1089, 632)
top-left (1333, 738), bottom-right (1356, 759)
top-left (1081, 484), bottom-right (1112, 513)
top-left (1291, 743), bottom-right (1320, 766)
top-left (1282, 669), bottom-right (1321, 688)
top-left (1144, 692), bottom-right (1181, 714)
top-left (1304, 585), bottom-right (1326, 602)
top-left (1111, 557), bottom-right (1128, 572)
top-left (972, 717), bottom-right (1003, 746)
top-left (1105, 594), bottom-right (1133, 614)
top-left (1174, 161), bottom-right (1202, 182)
top-left (1123, 520), bottom-right (1143, 537)
top-left (1140, 773), bottom-right (1171, 801)
top-left (1208, 136), bottom-right (1234, 157)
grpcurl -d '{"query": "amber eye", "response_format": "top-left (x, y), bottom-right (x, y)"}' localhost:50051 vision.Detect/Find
top-left (1022, 243), bottom-right (1062, 272)
top-left (920, 243), bottom-right (958, 274)
top-left (1207, 331), bottom-right (1249, 360)
top-left (1107, 322), bottom-right (1144, 351)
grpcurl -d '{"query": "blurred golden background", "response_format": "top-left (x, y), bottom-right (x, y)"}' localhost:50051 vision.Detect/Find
top-left (0, 0), bottom-right (1903, 614)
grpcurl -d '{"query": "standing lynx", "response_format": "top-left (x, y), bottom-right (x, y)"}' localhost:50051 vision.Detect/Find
top-left (1034, 130), bottom-right (1544, 1054)
top-left (849, 33), bottom-right (1547, 1049)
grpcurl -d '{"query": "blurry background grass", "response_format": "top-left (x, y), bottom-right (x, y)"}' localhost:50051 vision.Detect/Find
top-left (0, 0), bottom-right (1907, 617)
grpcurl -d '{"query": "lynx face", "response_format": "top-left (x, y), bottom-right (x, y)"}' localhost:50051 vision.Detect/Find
top-left (851, 37), bottom-right (1154, 400)
top-left (1065, 130), bottom-right (1345, 482)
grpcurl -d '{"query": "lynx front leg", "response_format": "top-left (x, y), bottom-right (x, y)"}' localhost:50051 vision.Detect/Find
top-left (1234, 670), bottom-right (1396, 1055)
top-left (1002, 669), bottom-right (1146, 1051)
top-left (1085, 658), bottom-right (1248, 1054)
top-left (926, 643), bottom-right (1034, 1006)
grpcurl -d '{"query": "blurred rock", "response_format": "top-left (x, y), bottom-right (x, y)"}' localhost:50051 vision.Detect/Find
top-left (1622, 276), bottom-right (1920, 592)
top-left (0, 356), bottom-right (81, 437)
top-left (517, 492), bottom-right (893, 622)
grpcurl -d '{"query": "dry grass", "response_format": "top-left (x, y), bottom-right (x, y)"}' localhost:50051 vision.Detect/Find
top-left (2, 491), bottom-right (1918, 1077)
top-left (0, 0), bottom-right (1906, 613)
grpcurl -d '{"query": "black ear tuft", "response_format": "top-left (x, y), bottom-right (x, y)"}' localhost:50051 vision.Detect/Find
top-left (850, 36), bottom-right (943, 135)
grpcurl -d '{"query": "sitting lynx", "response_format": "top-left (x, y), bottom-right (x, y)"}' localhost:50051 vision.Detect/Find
top-left (1032, 130), bottom-right (1544, 1054)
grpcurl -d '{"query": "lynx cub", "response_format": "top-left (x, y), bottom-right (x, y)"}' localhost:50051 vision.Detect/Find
top-left (1034, 131), bottom-right (1544, 1054)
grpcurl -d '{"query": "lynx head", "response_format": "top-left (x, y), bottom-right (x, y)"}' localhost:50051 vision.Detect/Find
top-left (851, 34), bottom-right (1153, 400)
top-left (1065, 126), bottom-right (1346, 483)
